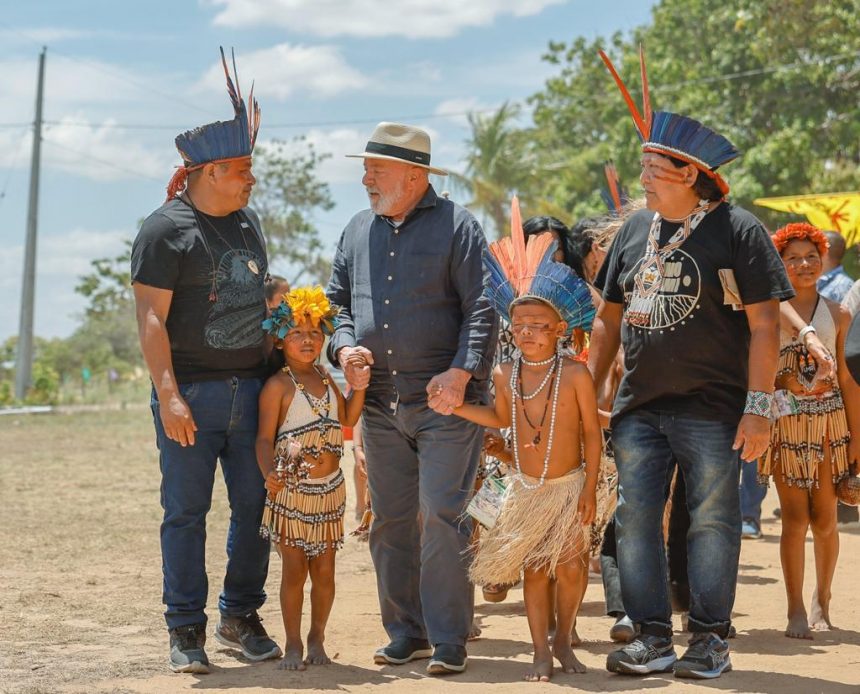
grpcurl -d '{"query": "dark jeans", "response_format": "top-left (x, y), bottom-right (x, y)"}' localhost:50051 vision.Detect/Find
top-left (612, 410), bottom-right (741, 639)
top-left (601, 467), bottom-right (690, 616)
top-left (362, 398), bottom-right (482, 647)
top-left (151, 377), bottom-right (269, 630)
top-left (739, 460), bottom-right (767, 524)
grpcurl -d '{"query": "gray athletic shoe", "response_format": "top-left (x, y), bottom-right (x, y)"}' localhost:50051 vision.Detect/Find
top-left (169, 623), bottom-right (210, 674)
top-left (606, 633), bottom-right (677, 675)
top-left (673, 632), bottom-right (732, 679)
top-left (215, 611), bottom-right (282, 661)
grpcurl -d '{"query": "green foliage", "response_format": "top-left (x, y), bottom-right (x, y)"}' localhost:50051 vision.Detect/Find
top-left (503, 0), bottom-right (860, 231)
top-left (26, 361), bottom-right (60, 405)
top-left (252, 137), bottom-right (336, 284)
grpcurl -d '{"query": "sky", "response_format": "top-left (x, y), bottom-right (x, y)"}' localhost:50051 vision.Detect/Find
top-left (0, 0), bottom-right (653, 341)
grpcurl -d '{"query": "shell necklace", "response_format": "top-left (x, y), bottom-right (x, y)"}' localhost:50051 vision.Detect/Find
top-left (510, 352), bottom-right (564, 489)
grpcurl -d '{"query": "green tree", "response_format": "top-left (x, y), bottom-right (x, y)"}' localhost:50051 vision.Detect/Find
top-left (528, 0), bottom-right (860, 229)
top-left (451, 102), bottom-right (561, 238)
top-left (252, 137), bottom-right (336, 284)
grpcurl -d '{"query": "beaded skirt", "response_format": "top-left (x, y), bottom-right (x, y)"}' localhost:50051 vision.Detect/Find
top-left (758, 390), bottom-right (850, 489)
top-left (260, 468), bottom-right (346, 558)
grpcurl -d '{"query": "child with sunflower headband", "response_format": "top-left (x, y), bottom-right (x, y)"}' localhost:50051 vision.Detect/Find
top-left (448, 198), bottom-right (600, 682)
top-left (256, 286), bottom-right (367, 670)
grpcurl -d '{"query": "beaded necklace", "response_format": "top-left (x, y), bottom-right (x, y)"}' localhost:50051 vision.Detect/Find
top-left (282, 364), bottom-right (331, 418)
top-left (517, 356), bottom-right (558, 401)
top-left (510, 352), bottom-right (564, 489)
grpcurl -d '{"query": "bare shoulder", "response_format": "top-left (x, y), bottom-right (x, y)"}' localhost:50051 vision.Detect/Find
top-left (824, 298), bottom-right (852, 331)
top-left (496, 361), bottom-right (513, 380)
top-left (562, 356), bottom-right (591, 380)
top-left (262, 371), bottom-right (294, 399)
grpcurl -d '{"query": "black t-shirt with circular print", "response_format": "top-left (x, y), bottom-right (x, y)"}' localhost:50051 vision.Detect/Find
top-left (595, 203), bottom-right (794, 424)
top-left (131, 198), bottom-right (269, 383)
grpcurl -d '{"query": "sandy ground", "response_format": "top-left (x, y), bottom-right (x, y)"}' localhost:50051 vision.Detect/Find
top-left (2, 409), bottom-right (859, 694)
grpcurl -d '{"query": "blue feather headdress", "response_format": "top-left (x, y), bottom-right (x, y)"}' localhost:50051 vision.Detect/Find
top-left (165, 47), bottom-right (261, 202)
top-left (598, 45), bottom-right (739, 196)
top-left (484, 197), bottom-right (595, 335)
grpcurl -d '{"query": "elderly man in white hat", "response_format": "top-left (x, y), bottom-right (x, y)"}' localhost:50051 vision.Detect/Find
top-left (327, 123), bottom-right (497, 675)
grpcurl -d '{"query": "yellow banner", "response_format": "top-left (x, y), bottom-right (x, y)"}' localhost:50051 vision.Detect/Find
top-left (754, 192), bottom-right (860, 245)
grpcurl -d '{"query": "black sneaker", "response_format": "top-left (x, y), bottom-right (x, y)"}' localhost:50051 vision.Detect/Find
top-left (215, 611), bottom-right (282, 661)
top-left (427, 643), bottom-right (467, 675)
top-left (373, 636), bottom-right (433, 665)
top-left (606, 633), bottom-right (677, 675)
top-left (674, 632), bottom-right (732, 679)
top-left (169, 623), bottom-right (210, 674)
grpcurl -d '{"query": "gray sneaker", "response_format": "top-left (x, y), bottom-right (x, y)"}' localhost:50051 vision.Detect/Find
top-left (673, 632), bottom-right (732, 679)
top-left (169, 624), bottom-right (210, 674)
top-left (215, 611), bottom-right (282, 661)
top-left (606, 633), bottom-right (677, 675)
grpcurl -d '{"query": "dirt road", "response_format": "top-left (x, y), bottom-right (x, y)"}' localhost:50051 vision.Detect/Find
top-left (2, 411), bottom-right (858, 693)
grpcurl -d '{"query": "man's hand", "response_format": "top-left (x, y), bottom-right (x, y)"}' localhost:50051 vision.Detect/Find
top-left (338, 346), bottom-right (374, 390)
top-left (803, 332), bottom-right (836, 385)
top-left (160, 390), bottom-right (197, 447)
top-left (427, 368), bottom-right (471, 415)
top-left (732, 413), bottom-right (771, 462)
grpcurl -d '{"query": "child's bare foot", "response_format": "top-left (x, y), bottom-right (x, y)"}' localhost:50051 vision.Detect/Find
top-left (809, 589), bottom-right (833, 631)
top-left (570, 625), bottom-right (582, 647)
top-left (304, 638), bottom-right (332, 666)
top-left (525, 651), bottom-right (553, 682)
top-left (468, 620), bottom-right (482, 641)
top-left (552, 640), bottom-right (586, 674)
top-left (278, 643), bottom-right (306, 670)
top-left (785, 611), bottom-right (812, 640)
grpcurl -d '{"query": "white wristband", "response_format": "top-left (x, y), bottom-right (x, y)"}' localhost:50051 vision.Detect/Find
top-left (798, 325), bottom-right (817, 342)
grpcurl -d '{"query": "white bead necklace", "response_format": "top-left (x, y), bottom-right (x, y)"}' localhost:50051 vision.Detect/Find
top-left (517, 353), bottom-right (558, 401)
top-left (510, 352), bottom-right (564, 489)
top-left (521, 353), bottom-right (556, 367)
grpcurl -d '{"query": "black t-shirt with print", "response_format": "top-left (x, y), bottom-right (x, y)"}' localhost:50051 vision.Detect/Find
top-left (131, 198), bottom-right (269, 383)
top-left (595, 202), bottom-right (794, 423)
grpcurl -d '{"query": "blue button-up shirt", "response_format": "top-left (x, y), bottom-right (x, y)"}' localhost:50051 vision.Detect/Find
top-left (818, 266), bottom-right (856, 303)
top-left (326, 185), bottom-right (497, 404)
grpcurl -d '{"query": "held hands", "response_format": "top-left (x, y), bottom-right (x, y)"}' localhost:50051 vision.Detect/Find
top-left (577, 486), bottom-right (597, 526)
top-left (803, 332), bottom-right (836, 385)
top-left (482, 431), bottom-right (508, 458)
top-left (160, 391), bottom-right (197, 447)
top-left (427, 368), bottom-right (471, 415)
top-left (732, 413), bottom-right (771, 462)
top-left (338, 346), bottom-right (374, 391)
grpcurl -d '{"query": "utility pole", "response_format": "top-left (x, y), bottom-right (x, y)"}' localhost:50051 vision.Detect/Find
top-left (15, 47), bottom-right (46, 401)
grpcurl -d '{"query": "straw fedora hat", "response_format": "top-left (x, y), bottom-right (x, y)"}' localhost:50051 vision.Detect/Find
top-left (346, 122), bottom-right (447, 176)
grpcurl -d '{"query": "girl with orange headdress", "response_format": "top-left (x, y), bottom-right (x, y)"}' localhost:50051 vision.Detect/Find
top-left (759, 223), bottom-right (860, 640)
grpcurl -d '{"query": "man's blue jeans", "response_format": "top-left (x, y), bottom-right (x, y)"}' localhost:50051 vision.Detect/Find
top-left (362, 397), bottom-right (483, 647)
top-left (739, 460), bottom-right (767, 525)
top-left (151, 377), bottom-right (269, 630)
top-left (612, 410), bottom-right (741, 639)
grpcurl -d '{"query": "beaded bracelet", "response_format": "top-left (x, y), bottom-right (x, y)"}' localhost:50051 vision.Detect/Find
top-left (744, 390), bottom-right (774, 419)
top-left (798, 325), bottom-right (817, 342)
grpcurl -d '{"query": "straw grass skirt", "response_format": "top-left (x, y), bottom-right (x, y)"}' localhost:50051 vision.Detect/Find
top-left (469, 467), bottom-right (588, 587)
top-left (260, 468), bottom-right (346, 558)
top-left (759, 390), bottom-right (850, 489)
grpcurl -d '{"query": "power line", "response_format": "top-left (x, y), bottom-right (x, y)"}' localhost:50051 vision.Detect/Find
top-left (42, 136), bottom-right (164, 183)
top-left (0, 47), bottom-right (855, 133)
top-left (0, 126), bottom-right (30, 205)
top-left (0, 21), bottom-right (221, 118)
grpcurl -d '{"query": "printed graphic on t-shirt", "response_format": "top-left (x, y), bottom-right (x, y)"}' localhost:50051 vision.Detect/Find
top-left (204, 248), bottom-right (265, 349)
top-left (622, 248), bottom-right (701, 331)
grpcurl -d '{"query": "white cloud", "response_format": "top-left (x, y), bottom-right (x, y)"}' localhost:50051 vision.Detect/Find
top-left (208, 0), bottom-right (566, 38)
top-left (198, 43), bottom-right (368, 100)
top-left (0, 228), bottom-right (132, 340)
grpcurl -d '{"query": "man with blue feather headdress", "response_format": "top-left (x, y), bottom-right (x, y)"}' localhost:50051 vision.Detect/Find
top-left (588, 47), bottom-right (793, 680)
top-left (131, 48), bottom-right (280, 674)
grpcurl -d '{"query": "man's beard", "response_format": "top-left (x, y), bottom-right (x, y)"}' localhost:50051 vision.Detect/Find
top-left (367, 179), bottom-right (404, 216)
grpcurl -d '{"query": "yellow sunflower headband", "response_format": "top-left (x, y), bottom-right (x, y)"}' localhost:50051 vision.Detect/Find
top-left (262, 286), bottom-right (341, 339)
